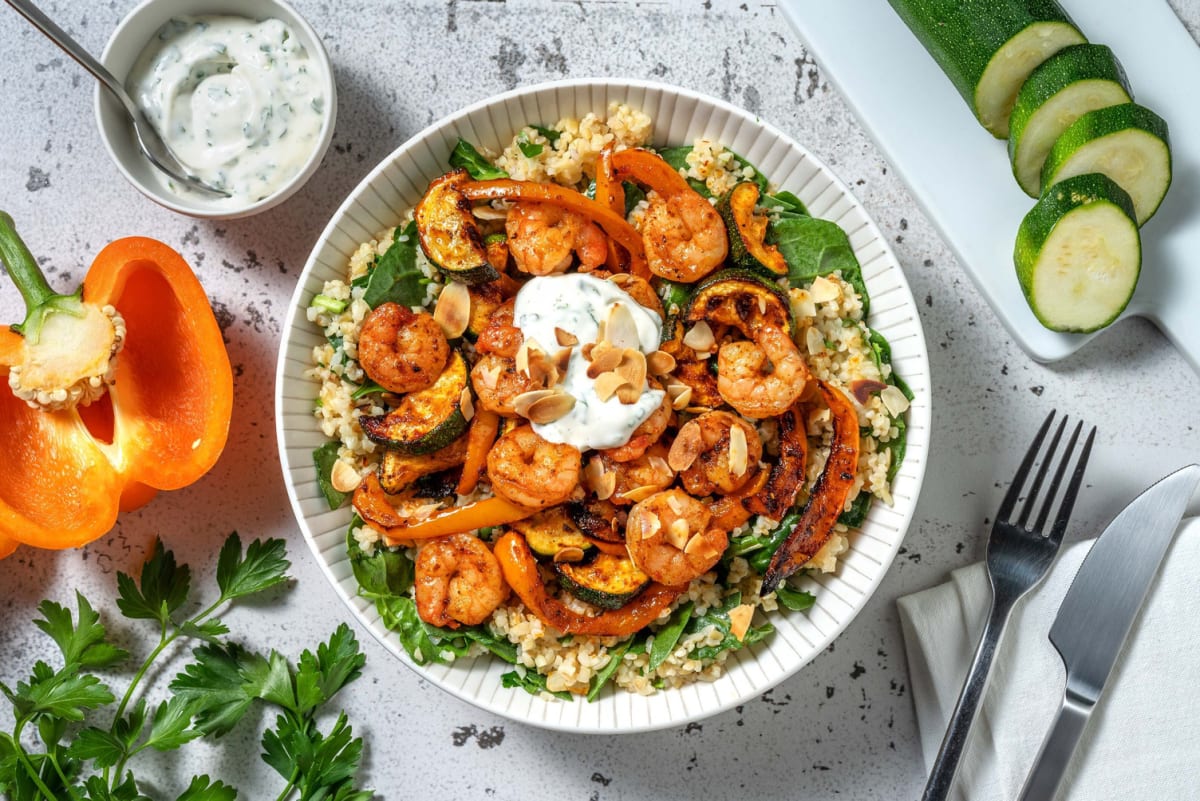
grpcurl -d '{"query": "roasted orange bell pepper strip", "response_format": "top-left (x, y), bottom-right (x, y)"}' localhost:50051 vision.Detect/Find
top-left (382, 494), bottom-right (537, 545)
top-left (459, 179), bottom-right (649, 276)
top-left (610, 147), bottom-right (695, 197)
top-left (761, 381), bottom-right (861, 593)
top-left (495, 529), bottom-right (682, 636)
top-left (0, 214), bottom-right (232, 554)
top-left (455, 409), bottom-right (500, 496)
top-left (594, 144), bottom-right (631, 274)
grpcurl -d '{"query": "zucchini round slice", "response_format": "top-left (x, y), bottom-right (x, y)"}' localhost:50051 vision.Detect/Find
top-left (685, 268), bottom-right (791, 334)
top-left (887, 0), bottom-right (1084, 138)
top-left (378, 434), bottom-right (469, 494)
top-left (1014, 173), bottom-right (1140, 333)
top-left (510, 507), bottom-right (594, 557)
top-left (1041, 103), bottom-right (1171, 226)
top-left (361, 351), bottom-right (471, 454)
top-left (415, 170), bottom-right (499, 285)
top-left (717, 182), bottom-right (789, 277)
top-left (555, 552), bottom-right (651, 610)
top-left (1008, 44), bottom-right (1132, 197)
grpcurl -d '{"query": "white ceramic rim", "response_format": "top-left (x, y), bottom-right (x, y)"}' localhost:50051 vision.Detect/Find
top-left (275, 78), bottom-right (932, 733)
top-left (94, 0), bottom-right (338, 220)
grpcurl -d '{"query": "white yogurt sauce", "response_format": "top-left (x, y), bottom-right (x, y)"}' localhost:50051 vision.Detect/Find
top-left (513, 274), bottom-right (666, 451)
top-left (128, 15), bottom-right (326, 204)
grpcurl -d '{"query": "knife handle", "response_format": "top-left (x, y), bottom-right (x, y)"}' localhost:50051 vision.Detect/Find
top-left (1017, 686), bottom-right (1094, 801)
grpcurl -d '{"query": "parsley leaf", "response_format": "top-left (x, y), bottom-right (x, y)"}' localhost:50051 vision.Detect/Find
top-left (448, 139), bottom-right (507, 180)
top-left (295, 625), bottom-right (365, 713)
top-left (216, 533), bottom-right (290, 602)
top-left (15, 666), bottom-right (114, 721)
top-left (362, 221), bottom-right (426, 309)
top-left (65, 727), bottom-right (125, 768)
top-left (34, 593), bottom-right (128, 669)
top-left (176, 775), bottom-right (238, 801)
top-left (170, 643), bottom-right (261, 737)
top-left (262, 713), bottom-right (366, 801)
top-left (116, 539), bottom-right (191, 625)
top-left (142, 696), bottom-right (203, 751)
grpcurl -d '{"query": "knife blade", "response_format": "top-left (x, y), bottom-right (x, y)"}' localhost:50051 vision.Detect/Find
top-left (1017, 463), bottom-right (1200, 801)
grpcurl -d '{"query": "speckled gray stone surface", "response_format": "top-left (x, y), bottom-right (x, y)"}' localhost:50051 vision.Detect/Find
top-left (2, 2), bottom-right (1199, 799)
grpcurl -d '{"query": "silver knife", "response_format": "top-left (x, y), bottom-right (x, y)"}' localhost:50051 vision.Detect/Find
top-left (1017, 463), bottom-right (1200, 801)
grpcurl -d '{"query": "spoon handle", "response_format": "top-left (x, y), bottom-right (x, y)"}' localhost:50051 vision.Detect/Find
top-left (5, 0), bottom-right (139, 116)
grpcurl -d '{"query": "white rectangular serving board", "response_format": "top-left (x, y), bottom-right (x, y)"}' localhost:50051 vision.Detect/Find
top-left (778, 0), bottom-right (1200, 372)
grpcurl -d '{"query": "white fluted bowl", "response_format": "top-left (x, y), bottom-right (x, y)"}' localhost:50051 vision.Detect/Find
top-left (275, 79), bottom-right (931, 733)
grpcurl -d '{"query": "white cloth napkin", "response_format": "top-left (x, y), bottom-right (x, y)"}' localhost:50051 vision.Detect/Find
top-left (897, 517), bottom-right (1200, 801)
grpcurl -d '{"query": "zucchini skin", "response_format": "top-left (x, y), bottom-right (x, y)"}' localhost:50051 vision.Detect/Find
top-left (717, 182), bottom-right (789, 277)
top-left (360, 351), bottom-right (471, 454)
top-left (415, 170), bottom-right (499, 285)
top-left (1041, 103), bottom-right (1171, 225)
top-left (1008, 44), bottom-right (1131, 195)
top-left (888, 0), bottom-right (1081, 136)
top-left (685, 268), bottom-right (792, 334)
top-left (555, 552), bottom-right (651, 610)
top-left (1014, 172), bottom-right (1140, 332)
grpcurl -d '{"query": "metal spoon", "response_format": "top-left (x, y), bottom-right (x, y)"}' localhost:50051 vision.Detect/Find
top-left (5, 0), bottom-right (231, 198)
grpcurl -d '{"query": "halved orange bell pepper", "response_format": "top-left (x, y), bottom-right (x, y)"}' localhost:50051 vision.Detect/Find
top-left (0, 213), bottom-right (232, 555)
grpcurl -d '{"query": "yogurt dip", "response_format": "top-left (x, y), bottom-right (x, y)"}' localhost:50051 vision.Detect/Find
top-left (128, 15), bottom-right (327, 204)
top-left (513, 273), bottom-right (666, 451)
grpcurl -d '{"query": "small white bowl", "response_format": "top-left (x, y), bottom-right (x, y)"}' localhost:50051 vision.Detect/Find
top-left (95, 0), bottom-right (337, 219)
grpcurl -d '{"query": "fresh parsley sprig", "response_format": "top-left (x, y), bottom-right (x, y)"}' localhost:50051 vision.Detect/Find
top-left (0, 533), bottom-right (372, 801)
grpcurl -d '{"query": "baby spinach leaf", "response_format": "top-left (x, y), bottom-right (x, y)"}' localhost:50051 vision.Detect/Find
top-left (648, 602), bottom-right (693, 672)
top-left (761, 190), bottom-right (808, 217)
top-left (350, 380), bottom-right (386, 401)
top-left (448, 139), bottom-right (507, 180)
top-left (838, 493), bottom-right (872, 528)
top-left (502, 669), bottom-right (573, 701)
top-left (770, 216), bottom-right (870, 315)
top-left (375, 596), bottom-right (446, 665)
top-left (313, 441), bottom-right (349, 511)
top-left (656, 146), bottom-right (768, 198)
top-left (585, 638), bottom-right (642, 702)
top-left (774, 586), bottom-right (816, 612)
top-left (346, 523), bottom-right (413, 600)
top-left (363, 221), bottom-right (426, 309)
top-left (686, 593), bottom-right (774, 662)
top-left (529, 124), bottom-right (561, 145)
top-left (517, 137), bottom-right (543, 159)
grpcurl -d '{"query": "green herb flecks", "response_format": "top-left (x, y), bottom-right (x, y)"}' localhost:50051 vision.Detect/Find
top-left (0, 534), bottom-right (372, 801)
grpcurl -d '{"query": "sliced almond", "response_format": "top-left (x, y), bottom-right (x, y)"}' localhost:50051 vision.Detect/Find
top-left (515, 339), bottom-right (531, 376)
top-left (433, 280), bottom-right (471, 339)
top-left (639, 513), bottom-right (662, 540)
top-left (526, 347), bottom-right (559, 388)
top-left (728, 423), bottom-right (748, 477)
top-left (665, 493), bottom-right (683, 515)
top-left (727, 603), bottom-right (755, 642)
top-left (666, 518), bottom-right (690, 549)
top-left (553, 547), bottom-right (586, 564)
top-left (850, 378), bottom-right (888, 405)
top-left (757, 296), bottom-right (768, 315)
top-left (513, 388), bottom-right (560, 418)
top-left (683, 531), bottom-right (719, 561)
top-left (805, 326), bottom-right (826, 355)
top-left (605, 302), bottom-right (641, 349)
top-left (477, 362), bottom-right (501, 390)
top-left (682, 320), bottom-right (715, 352)
top-left (330, 459), bottom-right (363, 493)
top-left (554, 327), bottom-right (579, 347)
top-left (646, 350), bottom-right (676, 376)
top-left (584, 457), bottom-right (616, 501)
top-left (809, 275), bottom-right (841, 304)
top-left (607, 272), bottom-right (632, 287)
top-left (647, 455), bottom-right (673, 477)
top-left (616, 382), bottom-right (642, 405)
top-left (621, 484), bottom-right (660, 504)
top-left (460, 387), bottom-right (475, 422)
top-left (594, 371), bottom-right (630, 402)
top-left (553, 346), bottom-right (574, 374)
top-left (667, 421), bottom-right (704, 472)
top-left (614, 349), bottom-right (647, 390)
top-left (581, 342), bottom-right (595, 360)
top-left (586, 341), bottom-right (623, 377)
top-left (669, 385), bottom-right (693, 411)
top-left (789, 288), bottom-right (817, 320)
top-left (527, 391), bottom-right (576, 424)
top-left (880, 384), bottom-right (911, 416)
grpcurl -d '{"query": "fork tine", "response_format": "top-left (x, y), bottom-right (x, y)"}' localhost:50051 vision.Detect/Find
top-left (1048, 426), bottom-right (1096, 544)
top-left (1031, 421), bottom-right (1083, 533)
top-left (996, 410), bottom-right (1057, 522)
top-left (1015, 415), bottom-right (1069, 529)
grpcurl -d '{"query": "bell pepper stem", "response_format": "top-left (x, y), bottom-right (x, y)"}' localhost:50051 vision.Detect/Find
top-left (0, 211), bottom-right (83, 340)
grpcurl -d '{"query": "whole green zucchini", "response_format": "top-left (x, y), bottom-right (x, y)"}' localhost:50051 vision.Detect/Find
top-left (888, 0), bottom-right (1085, 138)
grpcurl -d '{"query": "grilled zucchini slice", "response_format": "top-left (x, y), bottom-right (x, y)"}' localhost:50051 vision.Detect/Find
top-left (378, 435), bottom-right (469, 494)
top-left (555, 552), bottom-right (651, 610)
top-left (361, 351), bottom-right (470, 454)
top-left (685, 269), bottom-right (792, 334)
top-left (510, 507), bottom-right (593, 558)
top-left (415, 169), bottom-right (498, 285)
top-left (718, 182), bottom-right (789, 277)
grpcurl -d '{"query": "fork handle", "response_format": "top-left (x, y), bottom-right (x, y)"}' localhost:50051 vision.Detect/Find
top-left (920, 595), bottom-right (1016, 801)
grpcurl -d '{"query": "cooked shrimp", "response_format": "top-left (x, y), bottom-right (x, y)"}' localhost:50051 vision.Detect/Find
top-left (598, 390), bottom-right (672, 463)
top-left (506, 203), bottom-right (608, 276)
top-left (357, 303), bottom-right (451, 394)
top-left (487, 425), bottom-right (582, 508)
top-left (596, 442), bottom-right (675, 505)
top-left (471, 300), bottom-right (536, 414)
top-left (716, 327), bottom-right (810, 419)
top-left (415, 533), bottom-right (508, 628)
top-left (670, 411), bottom-right (763, 496)
top-left (625, 489), bottom-right (728, 586)
top-left (640, 190), bottom-right (728, 283)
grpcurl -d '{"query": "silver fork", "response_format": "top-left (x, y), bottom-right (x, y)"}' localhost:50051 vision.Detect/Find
top-left (920, 410), bottom-right (1096, 801)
